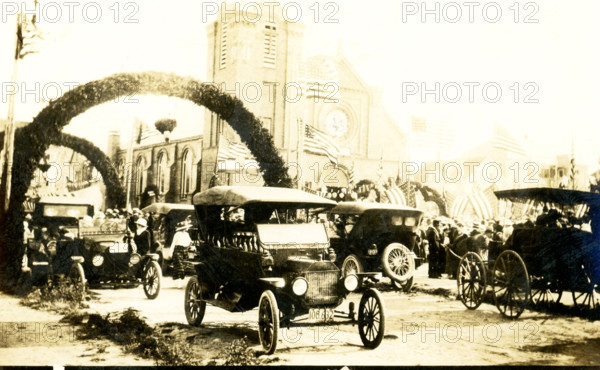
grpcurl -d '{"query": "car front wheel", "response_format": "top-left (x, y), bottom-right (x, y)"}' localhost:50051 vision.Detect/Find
top-left (358, 288), bottom-right (386, 349)
top-left (258, 290), bottom-right (279, 354)
top-left (341, 254), bottom-right (363, 277)
top-left (185, 276), bottom-right (206, 326)
top-left (143, 260), bottom-right (162, 299)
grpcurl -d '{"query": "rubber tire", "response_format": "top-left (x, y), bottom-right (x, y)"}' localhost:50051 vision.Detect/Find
top-left (341, 254), bottom-right (363, 277)
top-left (143, 260), bottom-right (162, 300)
top-left (184, 276), bottom-right (206, 326)
top-left (358, 288), bottom-right (386, 349)
top-left (382, 243), bottom-right (415, 283)
top-left (258, 290), bottom-right (279, 354)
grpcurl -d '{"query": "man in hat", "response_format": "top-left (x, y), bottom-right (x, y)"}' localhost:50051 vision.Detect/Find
top-left (427, 219), bottom-right (443, 278)
top-left (133, 218), bottom-right (152, 256)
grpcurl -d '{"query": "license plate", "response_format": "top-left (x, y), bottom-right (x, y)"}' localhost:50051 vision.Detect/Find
top-left (308, 308), bottom-right (334, 322)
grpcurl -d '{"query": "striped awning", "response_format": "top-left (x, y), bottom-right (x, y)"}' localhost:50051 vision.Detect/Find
top-left (450, 191), bottom-right (494, 219)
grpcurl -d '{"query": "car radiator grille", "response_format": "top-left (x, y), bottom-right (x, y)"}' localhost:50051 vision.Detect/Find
top-left (305, 270), bottom-right (339, 305)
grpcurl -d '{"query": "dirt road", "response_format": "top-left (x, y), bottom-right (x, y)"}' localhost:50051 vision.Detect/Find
top-left (83, 274), bottom-right (600, 366)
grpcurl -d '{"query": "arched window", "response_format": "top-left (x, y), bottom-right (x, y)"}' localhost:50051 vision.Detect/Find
top-left (157, 152), bottom-right (167, 194)
top-left (136, 156), bottom-right (146, 195)
top-left (181, 149), bottom-right (193, 195)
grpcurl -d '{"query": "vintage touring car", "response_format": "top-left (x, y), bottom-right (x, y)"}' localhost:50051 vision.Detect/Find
top-left (79, 218), bottom-right (162, 299)
top-left (326, 202), bottom-right (423, 292)
top-left (24, 196), bottom-right (89, 292)
top-left (141, 202), bottom-right (198, 274)
top-left (184, 186), bottom-right (387, 353)
top-left (25, 196), bottom-right (162, 299)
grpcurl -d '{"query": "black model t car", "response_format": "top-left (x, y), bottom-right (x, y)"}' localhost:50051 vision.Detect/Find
top-left (185, 186), bottom-right (387, 354)
top-left (326, 202), bottom-right (424, 292)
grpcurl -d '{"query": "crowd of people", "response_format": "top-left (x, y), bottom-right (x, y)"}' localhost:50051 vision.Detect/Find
top-left (417, 216), bottom-right (507, 279)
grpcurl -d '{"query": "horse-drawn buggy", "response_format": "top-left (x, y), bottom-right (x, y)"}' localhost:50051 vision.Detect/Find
top-left (184, 186), bottom-right (387, 353)
top-left (457, 187), bottom-right (600, 319)
top-left (325, 202), bottom-right (422, 292)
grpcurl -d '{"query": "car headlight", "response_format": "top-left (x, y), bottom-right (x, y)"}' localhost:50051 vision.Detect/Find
top-left (129, 254), bottom-right (141, 265)
top-left (344, 274), bottom-right (359, 292)
top-left (292, 277), bottom-right (308, 296)
top-left (92, 255), bottom-right (104, 267)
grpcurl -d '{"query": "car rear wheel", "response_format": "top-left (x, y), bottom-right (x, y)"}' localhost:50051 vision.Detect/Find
top-left (382, 243), bottom-right (415, 283)
top-left (258, 290), bottom-right (279, 354)
top-left (143, 260), bottom-right (162, 299)
top-left (341, 254), bottom-right (363, 277)
top-left (185, 276), bottom-right (206, 326)
top-left (358, 288), bottom-right (386, 349)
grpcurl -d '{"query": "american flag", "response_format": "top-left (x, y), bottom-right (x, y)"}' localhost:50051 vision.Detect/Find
top-left (376, 155), bottom-right (384, 185)
top-left (492, 123), bottom-right (526, 157)
top-left (384, 186), bottom-right (407, 206)
top-left (348, 162), bottom-right (356, 190)
top-left (400, 181), bottom-right (417, 208)
top-left (304, 125), bottom-right (340, 166)
top-left (135, 119), bottom-right (161, 144)
top-left (217, 139), bottom-right (254, 162)
top-left (15, 7), bottom-right (43, 60)
top-left (411, 117), bottom-right (454, 150)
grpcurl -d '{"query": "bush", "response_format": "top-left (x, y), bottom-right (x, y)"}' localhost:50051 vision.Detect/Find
top-left (20, 280), bottom-right (84, 314)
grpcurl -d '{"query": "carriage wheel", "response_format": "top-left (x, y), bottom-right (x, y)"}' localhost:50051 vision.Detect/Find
top-left (392, 276), bottom-right (414, 293)
top-left (341, 254), bottom-right (363, 277)
top-left (382, 243), bottom-right (415, 283)
top-left (184, 276), bottom-right (206, 326)
top-left (69, 263), bottom-right (86, 300)
top-left (143, 260), bottom-right (162, 300)
top-left (258, 290), bottom-right (279, 354)
top-left (457, 252), bottom-right (487, 310)
top-left (358, 288), bottom-right (386, 349)
top-left (571, 265), bottom-right (599, 319)
top-left (530, 277), bottom-right (562, 309)
top-left (492, 250), bottom-right (530, 319)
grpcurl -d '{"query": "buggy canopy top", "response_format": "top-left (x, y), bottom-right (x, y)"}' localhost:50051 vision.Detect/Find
top-left (193, 186), bottom-right (336, 209)
top-left (495, 188), bottom-right (600, 208)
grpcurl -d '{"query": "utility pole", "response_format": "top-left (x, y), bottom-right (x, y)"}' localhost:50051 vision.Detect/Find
top-left (0, 17), bottom-right (22, 213)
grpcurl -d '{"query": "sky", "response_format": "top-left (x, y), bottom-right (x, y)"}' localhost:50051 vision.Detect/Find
top-left (1, 0), bottom-right (599, 171)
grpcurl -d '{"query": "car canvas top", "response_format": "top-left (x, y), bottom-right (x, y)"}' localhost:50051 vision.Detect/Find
top-left (192, 186), bottom-right (336, 208)
top-left (494, 187), bottom-right (600, 208)
top-left (328, 201), bottom-right (423, 216)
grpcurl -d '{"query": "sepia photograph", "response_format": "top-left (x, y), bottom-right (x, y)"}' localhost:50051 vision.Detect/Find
top-left (0, 0), bottom-right (599, 366)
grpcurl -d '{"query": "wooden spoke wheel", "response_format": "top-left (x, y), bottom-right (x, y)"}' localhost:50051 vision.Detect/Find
top-left (341, 254), bottom-right (363, 277)
top-left (184, 276), bottom-right (206, 326)
top-left (457, 252), bottom-right (487, 310)
top-left (69, 262), bottom-right (86, 300)
top-left (530, 277), bottom-right (562, 309)
top-left (382, 243), bottom-right (415, 283)
top-left (258, 290), bottom-right (279, 354)
top-left (143, 260), bottom-right (162, 300)
top-left (358, 288), bottom-right (386, 349)
top-left (492, 250), bottom-right (530, 319)
top-left (571, 265), bottom-right (599, 319)
top-left (392, 276), bottom-right (414, 293)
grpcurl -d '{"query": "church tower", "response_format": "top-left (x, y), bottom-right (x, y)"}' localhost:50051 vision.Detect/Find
top-left (202, 2), bottom-right (305, 189)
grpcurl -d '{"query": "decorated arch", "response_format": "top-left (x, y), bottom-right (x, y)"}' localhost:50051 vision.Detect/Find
top-left (0, 71), bottom-right (291, 287)
top-left (0, 130), bottom-right (125, 208)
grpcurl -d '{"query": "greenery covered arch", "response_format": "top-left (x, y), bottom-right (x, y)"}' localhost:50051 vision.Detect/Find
top-left (0, 71), bottom-right (291, 287)
top-left (0, 131), bottom-right (125, 208)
